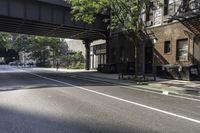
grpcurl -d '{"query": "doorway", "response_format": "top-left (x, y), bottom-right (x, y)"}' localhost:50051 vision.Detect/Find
top-left (145, 47), bottom-right (153, 74)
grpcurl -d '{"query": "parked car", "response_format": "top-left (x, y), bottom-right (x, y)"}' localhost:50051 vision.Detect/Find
top-left (26, 60), bottom-right (36, 67)
top-left (9, 60), bottom-right (21, 66)
top-left (9, 61), bottom-right (18, 66)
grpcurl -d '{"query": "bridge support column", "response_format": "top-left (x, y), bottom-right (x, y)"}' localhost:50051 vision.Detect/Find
top-left (83, 40), bottom-right (92, 70)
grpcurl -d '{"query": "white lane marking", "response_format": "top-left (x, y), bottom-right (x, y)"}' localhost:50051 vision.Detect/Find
top-left (16, 67), bottom-right (200, 102)
top-left (162, 91), bottom-right (169, 95)
top-left (67, 74), bottom-right (200, 102)
top-left (26, 72), bottom-right (200, 124)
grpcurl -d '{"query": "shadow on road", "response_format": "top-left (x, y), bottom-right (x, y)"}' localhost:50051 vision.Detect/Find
top-left (0, 106), bottom-right (159, 133)
top-left (0, 71), bottom-right (115, 92)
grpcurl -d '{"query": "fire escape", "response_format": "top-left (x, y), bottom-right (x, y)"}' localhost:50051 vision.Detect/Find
top-left (171, 0), bottom-right (200, 36)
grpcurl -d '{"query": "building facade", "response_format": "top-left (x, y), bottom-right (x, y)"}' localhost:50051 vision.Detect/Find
top-left (100, 0), bottom-right (200, 80)
top-left (65, 39), bottom-right (107, 70)
top-left (90, 40), bottom-right (107, 70)
top-left (143, 0), bottom-right (200, 79)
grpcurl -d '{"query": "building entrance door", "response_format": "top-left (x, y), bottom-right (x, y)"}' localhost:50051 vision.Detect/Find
top-left (145, 47), bottom-right (153, 74)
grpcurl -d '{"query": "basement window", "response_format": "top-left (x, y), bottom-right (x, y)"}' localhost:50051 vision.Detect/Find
top-left (164, 41), bottom-right (171, 54)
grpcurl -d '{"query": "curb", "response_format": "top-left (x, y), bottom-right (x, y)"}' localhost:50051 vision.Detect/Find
top-left (69, 74), bottom-right (200, 98)
top-left (15, 66), bottom-right (200, 98)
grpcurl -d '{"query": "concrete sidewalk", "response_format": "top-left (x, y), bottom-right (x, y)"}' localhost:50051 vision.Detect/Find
top-left (66, 71), bottom-right (200, 97)
top-left (23, 67), bottom-right (200, 97)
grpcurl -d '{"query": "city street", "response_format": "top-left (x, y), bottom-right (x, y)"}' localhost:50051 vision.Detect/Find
top-left (0, 65), bottom-right (200, 133)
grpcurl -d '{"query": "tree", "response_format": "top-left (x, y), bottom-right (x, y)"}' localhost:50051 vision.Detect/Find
top-left (14, 34), bottom-right (85, 69)
top-left (14, 35), bottom-right (62, 67)
top-left (60, 51), bottom-right (85, 69)
top-left (0, 32), bottom-right (12, 50)
top-left (66, 0), bottom-right (161, 77)
top-left (14, 35), bottom-right (32, 52)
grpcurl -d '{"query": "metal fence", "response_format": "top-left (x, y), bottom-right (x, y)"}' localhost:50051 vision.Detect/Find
top-left (169, 0), bottom-right (200, 16)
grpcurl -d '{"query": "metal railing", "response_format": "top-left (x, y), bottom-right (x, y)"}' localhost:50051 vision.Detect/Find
top-left (168, 0), bottom-right (182, 16)
top-left (172, 0), bottom-right (200, 17)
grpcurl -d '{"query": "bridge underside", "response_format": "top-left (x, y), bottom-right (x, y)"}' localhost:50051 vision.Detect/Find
top-left (0, 0), bottom-right (108, 41)
top-left (0, 16), bottom-right (106, 40)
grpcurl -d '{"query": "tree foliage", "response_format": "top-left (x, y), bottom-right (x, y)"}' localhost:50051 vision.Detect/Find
top-left (60, 51), bottom-right (85, 69)
top-left (14, 35), bottom-right (32, 52)
top-left (14, 35), bottom-right (85, 68)
top-left (0, 32), bottom-right (12, 49)
top-left (14, 35), bottom-right (62, 67)
top-left (66, 0), bottom-right (161, 35)
top-left (66, 0), bottom-right (162, 76)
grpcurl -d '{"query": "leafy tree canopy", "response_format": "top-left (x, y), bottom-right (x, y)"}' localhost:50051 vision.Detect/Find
top-left (14, 35), bottom-right (32, 52)
top-left (66, 0), bottom-right (161, 35)
top-left (0, 32), bottom-right (12, 49)
top-left (14, 35), bottom-right (62, 66)
top-left (65, 0), bottom-right (162, 76)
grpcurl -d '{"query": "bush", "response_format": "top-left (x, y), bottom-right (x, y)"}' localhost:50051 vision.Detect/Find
top-left (69, 62), bottom-right (85, 69)
top-left (59, 51), bottom-right (85, 69)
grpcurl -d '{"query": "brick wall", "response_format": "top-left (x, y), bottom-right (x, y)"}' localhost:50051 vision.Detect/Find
top-left (150, 22), bottom-right (194, 66)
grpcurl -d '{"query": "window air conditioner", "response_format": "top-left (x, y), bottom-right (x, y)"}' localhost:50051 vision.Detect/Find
top-left (146, 21), bottom-right (153, 27)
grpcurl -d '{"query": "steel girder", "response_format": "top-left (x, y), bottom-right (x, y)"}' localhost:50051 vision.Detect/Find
top-left (0, 0), bottom-right (109, 41)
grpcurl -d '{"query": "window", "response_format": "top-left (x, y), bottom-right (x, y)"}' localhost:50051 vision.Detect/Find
top-left (146, 9), bottom-right (150, 21)
top-left (100, 55), bottom-right (104, 64)
top-left (164, 0), bottom-right (169, 16)
top-left (164, 41), bottom-right (171, 54)
top-left (176, 39), bottom-right (188, 61)
top-left (103, 54), bottom-right (106, 64)
top-left (98, 55), bottom-right (101, 64)
top-left (146, 2), bottom-right (154, 21)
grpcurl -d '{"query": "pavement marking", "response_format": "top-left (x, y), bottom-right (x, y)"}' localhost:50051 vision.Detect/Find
top-left (15, 66), bottom-right (200, 102)
top-left (162, 91), bottom-right (169, 95)
top-left (64, 74), bottom-right (200, 102)
top-left (26, 72), bottom-right (200, 124)
top-left (122, 85), bottom-right (200, 102)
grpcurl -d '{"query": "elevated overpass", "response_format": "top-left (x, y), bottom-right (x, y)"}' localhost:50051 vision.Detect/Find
top-left (0, 0), bottom-right (108, 40)
top-left (0, 0), bottom-right (109, 69)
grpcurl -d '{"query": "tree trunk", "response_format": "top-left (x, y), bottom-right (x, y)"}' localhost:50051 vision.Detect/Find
top-left (127, 33), bottom-right (142, 79)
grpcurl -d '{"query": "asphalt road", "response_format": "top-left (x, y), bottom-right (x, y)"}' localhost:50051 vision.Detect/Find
top-left (0, 65), bottom-right (200, 133)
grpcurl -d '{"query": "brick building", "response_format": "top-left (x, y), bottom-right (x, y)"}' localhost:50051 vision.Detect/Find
top-left (151, 22), bottom-right (193, 65)
top-left (103, 0), bottom-right (200, 80)
top-left (144, 0), bottom-right (200, 80)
